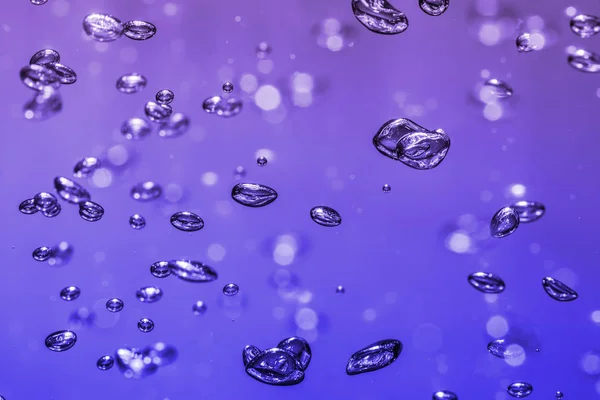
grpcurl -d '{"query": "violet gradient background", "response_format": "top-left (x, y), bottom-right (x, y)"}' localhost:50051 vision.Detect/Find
top-left (1, 0), bottom-right (599, 398)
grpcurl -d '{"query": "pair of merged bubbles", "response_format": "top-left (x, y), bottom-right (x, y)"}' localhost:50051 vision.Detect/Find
top-left (150, 260), bottom-right (219, 283)
top-left (351, 0), bottom-right (450, 36)
top-left (83, 14), bottom-right (156, 42)
top-left (468, 272), bottom-right (578, 301)
top-left (373, 118), bottom-right (451, 170)
top-left (490, 201), bottom-right (545, 238)
top-left (21, 49), bottom-right (77, 120)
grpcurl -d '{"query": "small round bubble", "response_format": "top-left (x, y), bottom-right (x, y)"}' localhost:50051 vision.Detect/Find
top-left (129, 214), bottom-right (146, 230)
top-left (257, 156), bottom-right (268, 166)
top-left (555, 392), bottom-right (564, 400)
top-left (223, 283), bottom-right (239, 296)
top-left (155, 89), bottom-right (174, 105)
top-left (138, 318), bottom-right (154, 332)
top-left (222, 81), bottom-right (234, 93)
top-left (31, 0), bottom-right (49, 5)
top-left (382, 184), bottom-right (391, 193)
top-left (60, 286), bottom-right (81, 301)
top-left (106, 298), bottom-right (124, 313)
top-left (97, 355), bottom-right (114, 370)
top-left (336, 285), bottom-right (346, 294)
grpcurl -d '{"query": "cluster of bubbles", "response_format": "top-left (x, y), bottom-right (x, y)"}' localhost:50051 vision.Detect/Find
top-left (17, 1), bottom-right (597, 398)
top-left (516, 11), bottom-right (600, 73)
top-left (244, 337), bottom-right (311, 385)
top-left (118, 82), bottom-right (191, 140)
top-left (20, 49), bottom-right (77, 120)
top-left (202, 82), bottom-right (244, 118)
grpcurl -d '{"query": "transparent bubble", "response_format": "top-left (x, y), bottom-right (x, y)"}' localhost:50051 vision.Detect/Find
top-left (74, 157), bottom-right (101, 178)
top-left (382, 184), bottom-right (391, 193)
top-left (19, 198), bottom-right (38, 215)
top-left (170, 211), bottom-right (204, 232)
top-left (123, 20), bottom-right (157, 41)
top-left (30, 49), bottom-right (60, 65)
top-left (136, 286), bottom-right (163, 303)
top-left (83, 13), bottom-right (124, 42)
top-left (223, 283), bottom-right (239, 296)
top-left (121, 117), bottom-right (152, 140)
top-left (131, 181), bottom-right (162, 202)
top-left (20, 64), bottom-right (60, 91)
top-left (46, 63), bottom-right (77, 85)
top-left (79, 201), bottom-right (104, 222)
top-left (116, 73), bottom-right (147, 94)
top-left (310, 206), bottom-right (342, 227)
top-left (33, 246), bottom-right (53, 261)
top-left (222, 81), bottom-right (234, 93)
top-left (129, 214), bottom-right (146, 230)
top-left (60, 286), bottom-right (81, 301)
top-left (351, 0), bottom-right (408, 35)
top-left (257, 156), bottom-right (268, 166)
top-left (150, 261), bottom-right (171, 278)
top-left (45, 330), bottom-right (77, 352)
top-left (336, 285), bottom-right (345, 294)
top-left (106, 298), bottom-right (124, 313)
top-left (155, 89), bottom-right (174, 105)
top-left (145, 101), bottom-right (173, 122)
top-left (137, 318), bottom-right (154, 332)
top-left (97, 355), bottom-right (114, 370)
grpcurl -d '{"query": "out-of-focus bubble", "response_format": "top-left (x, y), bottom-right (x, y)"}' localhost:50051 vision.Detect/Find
top-left (254, 85), bottom-right (281, 111)
top-left (486, 315), bottom-right (509, 338)
top-left (441, 214), bottom-right (497, 255)
top-left (295, 308), bottom-right (318, 330)
top-left (581, 351), bottom-right (600, 375)
top-left (216, 290), bottom-right (246, 319)
top-left (239, 74), bottom-right (258, 93)
top-left (68, 307), bottom-right (96, 330)
top-left (23, 86), bottom-right (62, 121)
top-left (314, 18), bottom-right (356, 52)
top-left (467, 1), bottom-right (519, 46)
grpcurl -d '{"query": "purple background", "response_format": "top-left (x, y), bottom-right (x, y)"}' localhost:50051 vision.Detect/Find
top-left (1, 0), bottom-right (599, 398)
